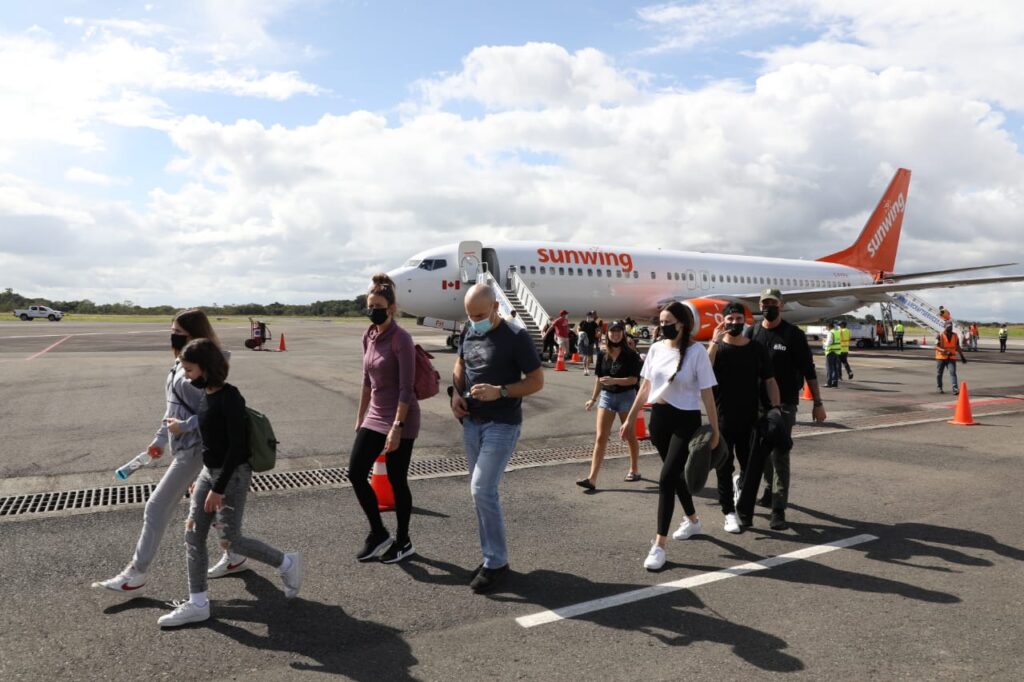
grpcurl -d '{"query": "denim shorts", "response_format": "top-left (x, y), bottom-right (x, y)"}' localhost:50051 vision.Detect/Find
top-left (598, 388), bottom-right (637, 414)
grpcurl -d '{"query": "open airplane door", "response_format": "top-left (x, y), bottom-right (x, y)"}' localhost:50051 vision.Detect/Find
top-left (458, 240), bottom-right (483, 283)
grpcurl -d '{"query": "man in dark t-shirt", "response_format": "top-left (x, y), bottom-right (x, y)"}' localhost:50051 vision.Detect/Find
top-left (578, 312), bottom-right (599, 374)
top-left (739, 289), bottom-right (826, 530)
top-left (708, 303), bottom-right (780, 533)
top-left (452, 284), bottom-right (543, 593)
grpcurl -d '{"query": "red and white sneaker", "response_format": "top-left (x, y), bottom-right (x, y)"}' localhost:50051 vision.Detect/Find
top-left (91, 565), bottom-right (148, 595)
top-left (208, 553), bottom-right (250, 579)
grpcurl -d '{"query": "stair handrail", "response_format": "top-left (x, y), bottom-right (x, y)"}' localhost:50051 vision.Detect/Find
top-left (888, 291), bottom-right (947, 334)
top-left (476, 271), bottom-right (527, 331)
top-left (509, 270), bottom-right (551, 332)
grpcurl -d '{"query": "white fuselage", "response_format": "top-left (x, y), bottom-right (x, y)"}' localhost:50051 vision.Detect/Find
top-left (389, 241), bottom-right (875, 325)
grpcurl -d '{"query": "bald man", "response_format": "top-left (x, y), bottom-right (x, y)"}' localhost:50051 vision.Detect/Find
top-left (451, 283), bottom-right (544, 593)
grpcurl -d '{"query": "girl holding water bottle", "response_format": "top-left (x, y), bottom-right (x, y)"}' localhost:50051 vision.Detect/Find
top-left (92, 309), bottom-right (242, 594)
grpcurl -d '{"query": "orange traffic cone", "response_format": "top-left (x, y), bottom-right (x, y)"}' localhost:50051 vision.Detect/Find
top-left (801, 382), bottom-right (814, 401)
top-left (554, 347), bottom-right (568, 371)
top-left (948, 381), bottom-right (978, 426)
top-left (571, 351), bottom-right (581, 363)
top-left (370, 454), bottom-right (395, 511)
top-left (635, 411), bottom-right (648, 440)
top-left (279, 334), bottom-right (287, 352)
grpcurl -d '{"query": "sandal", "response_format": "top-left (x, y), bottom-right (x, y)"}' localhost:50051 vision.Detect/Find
top-left (624, 472), bottom-right (641, 482)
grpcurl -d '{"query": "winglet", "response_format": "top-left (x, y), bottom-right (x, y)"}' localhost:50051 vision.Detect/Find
top-left (817, 168), bottom-right (911, 275)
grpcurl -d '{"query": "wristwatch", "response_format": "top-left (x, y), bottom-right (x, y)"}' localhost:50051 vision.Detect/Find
top-left (499, 385), bottom-right (510, 399)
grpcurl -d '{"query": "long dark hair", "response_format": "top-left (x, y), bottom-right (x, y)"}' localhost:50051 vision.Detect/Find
top-left (181, 338), bottom-right (229, 388)
top-left (661, 301), bottom-right (693, 383)
top-left (174, 308), bottom-right (220, 347)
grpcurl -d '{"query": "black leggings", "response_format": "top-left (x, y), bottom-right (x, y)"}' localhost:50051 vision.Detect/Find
top-left (348, 428), bottom-right (415, 541)
top-left (648, 404), bottom-right (702, 536)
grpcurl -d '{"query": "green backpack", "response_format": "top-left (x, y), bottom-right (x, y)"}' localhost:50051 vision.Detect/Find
top-left (246, 407), bottom-right (278, 472)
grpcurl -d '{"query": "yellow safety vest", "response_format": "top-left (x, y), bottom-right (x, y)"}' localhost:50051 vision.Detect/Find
top-left (839, 327), bottom-right (851, 353)
top-left (998, 328), bottom-right (1008, 340)
top-left (894, 323), bottom-right (904, 334)
top-left (826, 329), bottom-right (842, 354)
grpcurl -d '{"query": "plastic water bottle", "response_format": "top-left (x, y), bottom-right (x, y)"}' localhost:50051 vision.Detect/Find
top-left (115, 451), bottom-right (156, 481)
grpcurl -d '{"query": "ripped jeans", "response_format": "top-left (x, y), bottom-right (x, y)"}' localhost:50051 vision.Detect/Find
top-left (185, 464), bottom-right (283, 594)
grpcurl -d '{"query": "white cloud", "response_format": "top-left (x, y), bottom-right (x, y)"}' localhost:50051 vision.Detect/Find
top-left (65, 167), bottom-right (130, 186)
top-left (416, 43), bottom-right (643, 111)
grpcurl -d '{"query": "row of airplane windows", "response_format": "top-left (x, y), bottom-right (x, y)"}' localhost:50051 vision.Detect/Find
top-left (514, 264), bottom-right (852, 290)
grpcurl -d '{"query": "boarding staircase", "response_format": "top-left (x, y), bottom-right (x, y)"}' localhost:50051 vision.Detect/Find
top-left (474, 270), bottom-right (550, 351)
top-left (888, 291), bottom-right (967, 338)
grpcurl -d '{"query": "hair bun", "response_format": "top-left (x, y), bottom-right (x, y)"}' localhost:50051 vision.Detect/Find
top-left (371, 272), bottom-right (395, 288)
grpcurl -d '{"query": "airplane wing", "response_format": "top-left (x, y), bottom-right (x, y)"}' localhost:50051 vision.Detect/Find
top-left (888, 263), bottom-right (1017, 280)
top-left (655, 274), bottom-right (1024, 310)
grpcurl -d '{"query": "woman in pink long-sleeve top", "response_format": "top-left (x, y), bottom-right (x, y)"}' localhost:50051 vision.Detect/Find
top-left (349, 273), bottom-right (421, 565)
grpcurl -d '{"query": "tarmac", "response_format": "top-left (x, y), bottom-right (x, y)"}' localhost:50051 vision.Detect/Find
top-left (1, 318), bottom-right (1023, 680)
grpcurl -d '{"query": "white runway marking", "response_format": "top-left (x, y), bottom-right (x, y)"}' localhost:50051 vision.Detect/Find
top-left (515, 533), bottom-right (878, 628)
top-left (25, 335), bottom-right (72, 360)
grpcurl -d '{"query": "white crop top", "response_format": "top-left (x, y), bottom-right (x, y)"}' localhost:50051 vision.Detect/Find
top-left (640, 340), bottom-right (717, 410)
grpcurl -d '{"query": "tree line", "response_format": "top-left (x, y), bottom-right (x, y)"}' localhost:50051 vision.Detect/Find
top-left (1, 288), bottom-right (369, 317)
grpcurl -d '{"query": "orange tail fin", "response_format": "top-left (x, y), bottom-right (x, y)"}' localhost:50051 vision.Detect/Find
top-left (817, 168), bottom-right (911, 275)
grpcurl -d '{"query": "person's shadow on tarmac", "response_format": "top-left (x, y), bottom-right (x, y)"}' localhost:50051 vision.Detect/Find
top-left (399, 553), bottom-right (803, 673)
top-left (103, 572), bottom-right (418, 680)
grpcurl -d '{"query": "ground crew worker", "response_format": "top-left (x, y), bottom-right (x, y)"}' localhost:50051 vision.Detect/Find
top-left (938, 306), bottom-right (951, 322)
top-left (935, 321), bottom-right (967, 395)
top-left (894, 320), bottom-right (905, 351)
top-left (875, 320), bottom-right (886, 344)
top-left (838, 320), bottom-right (854, 380)
top-left (999, 324), bottom-right (1008, 352)
top-left (970, 323), bottom-right (979, 351)
top-left (824, 322), bottom-right (842, 388)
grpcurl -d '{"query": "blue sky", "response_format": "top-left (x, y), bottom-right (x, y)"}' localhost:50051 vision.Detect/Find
top-left (1, 1), bottom-right (1022, 320)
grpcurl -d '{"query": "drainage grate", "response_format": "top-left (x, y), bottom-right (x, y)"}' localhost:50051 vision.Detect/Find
top-left (0, 441), bottom-right (648, 520)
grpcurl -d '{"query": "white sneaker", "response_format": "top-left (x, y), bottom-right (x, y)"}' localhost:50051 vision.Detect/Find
top-left (583, 370), bottom-right (590, 376)
top-left (157, 599), bottom-right (210, 628)
top-left (91, 565), bottom-right (148, 595)
top-left (208, 553), bottom-right (250, 579)
top-left (643, 542), bottom-right (666, 571)
top-left (723, 513), bottom-right (742, 534)
top-left (672, 517), bottom-right (704, 540)
top-left (280, 552), bottom-right (303, 599)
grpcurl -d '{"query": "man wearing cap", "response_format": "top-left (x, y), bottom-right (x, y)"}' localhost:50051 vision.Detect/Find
top-left (578, 312), bottom-right (599, 376)
top-left (707, 302), bottom-right (780, 534)
top-left (935, 320), bottom-right (967, 394)
top-left (552, 310), bottom-right (570, 361)
top-left (741, 288), bottom-right (826, 530)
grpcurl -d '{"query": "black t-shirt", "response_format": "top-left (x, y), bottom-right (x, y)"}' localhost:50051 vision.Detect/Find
top-left (198, 384), bottom-right (249, 494)
top-left (745, 319), bottom-right (816, 405)
top-left (711, 341), bottom-right (774, 427)
top-left (460, 320), bottom-right (542, 424)
top-left (578, 320), bottom-right (598, 344)
top-left (595, 347), bottom-right (642, 393)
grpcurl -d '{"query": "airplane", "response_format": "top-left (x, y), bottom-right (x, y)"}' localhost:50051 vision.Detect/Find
top-left (388, 168), bottom-right (1023, 345)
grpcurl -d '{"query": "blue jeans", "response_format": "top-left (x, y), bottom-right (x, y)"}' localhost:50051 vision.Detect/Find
top-left (826, 353), bottom-right (841, 386)
top-left (936, 360), bottom-right (959, 392)
top-left (463, 420), bottom-right (522, 568)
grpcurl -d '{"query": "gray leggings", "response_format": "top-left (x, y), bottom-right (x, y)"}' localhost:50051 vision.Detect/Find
top-left (131, 444), bottom-right (203, 573)
top-left (186, 465), bottom-right (284, 594)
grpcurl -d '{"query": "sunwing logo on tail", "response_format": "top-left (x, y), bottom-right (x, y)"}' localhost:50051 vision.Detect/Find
top-left (867, 193), bottom-right (906, 258)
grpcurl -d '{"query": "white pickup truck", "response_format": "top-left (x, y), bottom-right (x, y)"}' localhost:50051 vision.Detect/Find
top-left (805, 323), bottom-right (877, 348)
top-left (13, 305), bottom-right (64, 321)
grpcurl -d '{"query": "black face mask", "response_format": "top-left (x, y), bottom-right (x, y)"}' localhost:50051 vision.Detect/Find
top-left (171, 333), bottom-right (188, 351)
top-left (367, 307), bottom-right (389, 325)
top-left (726, 323), bottom-right (744, 336)
top-left (608, 339), bottom-right (624, 348)
top-left (190, 377), bottom-right (208, 389)
top-left (660, 324), bottom-right (679, 340)
top-left (762, 305), bottom-right (780, 322)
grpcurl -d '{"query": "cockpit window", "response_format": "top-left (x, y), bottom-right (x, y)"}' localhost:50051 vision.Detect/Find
top-left (417, 259), bottom-right (448, 271)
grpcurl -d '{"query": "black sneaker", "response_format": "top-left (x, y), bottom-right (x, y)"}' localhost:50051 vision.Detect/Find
top-left (381, 539), bottom-right (415, 564)
top-left (769, 511), bottom-right (788, 530)
top-left (737, 512), bottom-right (753, 527)
top-left (469, 564), bottom-right (509, 593)
top-left (356, 531), bottom-right (393, 562)
top-left (756, 489), bottom-right (772, 508)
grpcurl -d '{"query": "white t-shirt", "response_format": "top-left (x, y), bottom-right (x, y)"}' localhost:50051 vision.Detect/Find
top-left (640, 340), bottom-right (717, 410)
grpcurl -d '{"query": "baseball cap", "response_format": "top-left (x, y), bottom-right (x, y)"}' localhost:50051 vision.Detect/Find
top-left (559, 309), bottom-right (568, 315)
top-left (759, 288), bottom-right (783, 303)
top-left (609, 319), bottom-right (625, 330)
